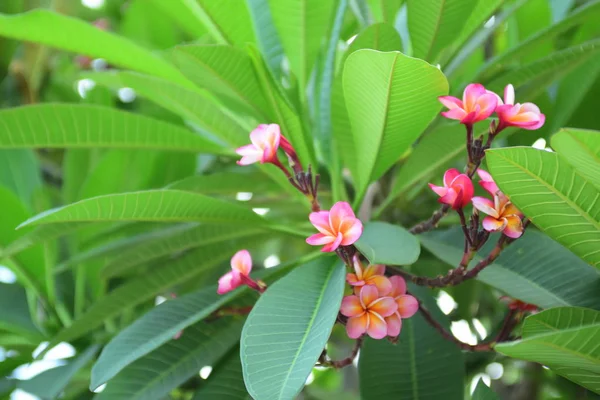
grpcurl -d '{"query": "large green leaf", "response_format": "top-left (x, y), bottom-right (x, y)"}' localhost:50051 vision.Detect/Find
top-left (354, 221), bottom-right (420, 265)
top-left (0, 10), bottom-right (189, 86)
top-left (167, 171), bottom-right (282, 194)
top-left (241, 259), bottom-right (346, 399)
top-left (486, 147), bottom-right (600, 268)
top-left (0, 105), bottom-right (228, 154)
top-left (146, 0), bottom-right (206, 39)
top-left (246, 0), bottom-right (285, 76)
top-left (522, 307), bottom-right (600, 337)
top-left (0, 283), bottom-right (42, 339)
top-left (193, 347), bottom-right (250, 399)
top-left (420, 228), bottom-right (600, 310)
top-left (343, 23), bottom-right (403, 63)
top-left (48, 235), bottom-right (266, 345)
top-left (18, 345), bottom-right (98, 399)
top-left (196, 0), bottom-right (257, 46)
top-left (471, 380), bottom-right (499, 400)
top-left (268, 0), bottom-right (335, 93)
top-left (96, 318), bottom-right (244, 400)
top-left (359, 285), bottom-right (464, 400)
top-left (495, 307), bottom-right (600, 394)
top-left (407, 0), bottom-right (472, 62)
top-left (343, 50), bottom-right (448, 204)
top-left (367, 0), bottom-right (404, 24)
top-left (17, 190), bottom-right (265, 229)
top-left (551, 129), bottom-right (600, 190)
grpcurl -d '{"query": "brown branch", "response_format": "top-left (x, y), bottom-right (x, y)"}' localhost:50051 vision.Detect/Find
top-left (409, 204), bottom-right (451, 234)
top-left (319, 338), bottom-right (363, 368)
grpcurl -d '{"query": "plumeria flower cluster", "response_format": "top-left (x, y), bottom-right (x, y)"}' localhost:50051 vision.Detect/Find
top-left (341, 258), bottom-right (418, 339)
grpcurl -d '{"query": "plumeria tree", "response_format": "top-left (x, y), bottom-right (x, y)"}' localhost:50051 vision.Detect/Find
top-left (0, 0), bottom-right (600, 399)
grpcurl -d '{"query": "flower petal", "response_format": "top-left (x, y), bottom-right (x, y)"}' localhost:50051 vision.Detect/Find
top-left (366, 312), bottom-right (388, 339)
top-left (503, 215), bottom-right (523, 238)
top-left (482, 216), bottom-right (507, 232)
top-left (463, 83), bottom-right (486, 111)
top-left (385, 312), bottom-right (402, 337)
top-left (439, 187), bottom-right (458, 207)
top-left (359, 285), bottom-right (380, 309)
top-left (397, 295), bottom-right (419, 318)
top-left (389, 275), bottom-right (407, 297)
top-left (451, 174), bottom-right (474, 206)
top-left (237, 154), bottom-right (262, 166)
top-left (329, 201), bottom-right (356, 231)
top-left (346, 313), bottom-right (368, 339)
top-left (504, 84), bottom-right (515, 105)
top-left (346, 273), bottom-right (364, 286)
top-left (438, 96), bottom-right (463, 110)
top-left (443, 169), bottom-right (461, 187)
top-left (368, 275), bottom-right (393, 296)
top-left (231, 250), bottom-right (252, 275)
top-left (429, 183), bottom-right (448, 197)
top-left (217, 270), bottom-right (242, 294)
top-left (474, 93), bottom-right (498, 121)
top-left (321, 232), bottom-right (343, 252)
top-left (306, 233), bottom-right (334, 246)
top-left (340, 219), bottom-right (363, 246)
top-left (441, 108), bottom-right (468, 121)
top-left (472, 196), bottom-right (498, 217)
top-left (309, 211), bottom-right (333, 235)
top-left (340, 295), bottom-right (364, 317)
top-left (369, 297), bottom-right (398, 317)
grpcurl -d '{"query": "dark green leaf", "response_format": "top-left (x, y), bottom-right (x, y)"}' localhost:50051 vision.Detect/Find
top-left (354, 221), bottom-right (420, 265)
top-left (471, 380), bottom-right (499, 400)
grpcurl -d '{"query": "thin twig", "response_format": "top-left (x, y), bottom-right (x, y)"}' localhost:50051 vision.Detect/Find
top-left (409, 204), bottom-right (451, 234)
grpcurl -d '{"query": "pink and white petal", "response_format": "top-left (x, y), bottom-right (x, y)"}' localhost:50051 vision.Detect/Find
top-left (359, 285), bottom-right (380, 309)
top-left (340, 219), bottom-right (363, 246)
top-left (522, 113), bottom-right (545, 130)
top-left (321, 232), bottom-right (344, 252)
top-left (460, 110), bottom-right (478, 124)
top-left (503, 202), bottom-right (522, 217)
top-left (472, 196), bottom-right (498, 217)
top-left (309, 211), bottom-right (333, 235)
top-left (369, 297), bottom-right (398, 317)
top-left (438, 96), bottom-right (463, 110)
top-left (217, 271), bottom-right (242, 294)
top-left (370, 264), bottom-right (386, 276)
top-left (366, 312), bottom-right (388, 339)
top-left (389, 275), bottom-right (407, 297)
top-left (231, 250), bottom-right (252, 275)
top-left (503, 84), bottom-right (515, 105)
top-left (474, 93), bottom-right (498, 120)
top-left (368, 275), bottom-right (393, 296)
top-left (452, 175), bottom-right (474, 201)
top-left (249, 124), bottom-right (270, 147)
top-left (352, 256), bottom-right (364, 279)
top-left (443, 169), bottom-right (461, 187)
top-left (503, 216), bottom-right (523, 239)
top-left (441, 108), bottom-right (468, 121)
top-left (237, 154), bottom-right (262, 166)
top-left (346, 273), bottom-right (364, 286)
top-left (340, 295), bottom-right (364, 317)
top-left (463, 83), bottom-right (486, 110)
top-left (439, 188), bottom-right (458, 207)
top-left (306, 233), bottom-right (334, 246)
top-left (429, 184), bottom-right (448, 197)
top-left (329, 202), bottom-right (356, 231)
top-left (482, 216), bottom-right (507, 232)
top-left (520, 102), bottom-right (541, 114)
top-left (385, 312), bottom-right (402, 337)
top-left (397, 295), bottom-right (419, 318)
top-left (235, 144), bottom-right (259, 156)
top-left (477, 169), bottom-right (493, 182)
top-left (346, 313), bottom-right (369, 339)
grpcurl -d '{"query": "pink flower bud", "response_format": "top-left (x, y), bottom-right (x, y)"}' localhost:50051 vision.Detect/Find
top-left (236, 124), bottom-right (282, 166)
top-left (429, 169), bottom-right (474, 210)
top-left (306, 202), bottom-right (363, 252)
top-left (495, 84), bottom-right (545, 131)
top-left (217, 250), bottom-right (253, 294)
top-left (438, 83), bottom-right (498, 125)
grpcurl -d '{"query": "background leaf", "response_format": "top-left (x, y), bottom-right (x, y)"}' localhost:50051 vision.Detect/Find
top-left (551, 128), bottom-right (600, 189)
top-left (354, 221), bottom-right (420, 265)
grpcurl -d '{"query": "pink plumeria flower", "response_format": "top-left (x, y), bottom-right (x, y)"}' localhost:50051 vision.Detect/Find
top-left (306, 202), bottom-right (363, 252)
top-left (476, 169), bottom-right (500, 197)
top-left (495, 84), bottom-right (545, 131)
top-left (472, 194), bottom-right (523, 239)
top-left (429, 169), bottom-right (474, 210)
top-left (217, 250), bottom-right (253, 294)
top-left (347, 257), bottom-right (392, 296)
top-left (340, 285), bottom-right (398, 339)
top-left (383, 276), bottom-right (419, 337)
top-left (236, 124), bottom-right (282, 166)
top-left (438, 83), bottom-right (498, 125)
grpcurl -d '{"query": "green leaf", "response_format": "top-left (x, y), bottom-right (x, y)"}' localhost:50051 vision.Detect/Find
top-left (343, 50), bottom-right (448, 203)
top-left (91, 286), bottom-right (238, 389)
top-left (486, 147), bottom-right (600, 268)
top-left (246, 0), bottom-right (285, 76)
top-left (167, 170), bottom-right (282, 194)
top-left (193, 347), bottom-right (250, 400)
top-left (359, 285), bottom-right (464, 400)
top-left (407, 0), bottom-right (472, 62)
top-left (0, 104), bottom-right (229, 154)
top-left (551, 129), bottom-right (600, 190)
top-left (146, 0), bottom-right (206, 39)
top-left (522, 307), bottom-right (600, 338)
top-left (96, 318), bottom-right (244, 400)
top-left (48, 235), bottom-right (266, 345)
top-left (18, 345), bottom-right (98, 399)
top-left (471, 380), bottom-right (499, 400)
top-left (495, 307), bottom-right (600, 394)
top-left (354, 221), bottom-right (420, 265)
top-left (0, 283), bottom-right (42, 339)
top-left (268, 0), bottom-right (335, 93)
top-left (343, 23), bottom-right (403, 63)
top-left (197, 0), bottom-right (258, 46)
top-left (366, 0), bottom-right (404, 24)
top-left (241, 258), bottom-right (346, 400)
top-left (0, 10), bottom-right (189, 86)
top-left (173, 44), bottom-right (269, 118)
top-left (420, 228), bottom-right (600, 310)
top-left (17, 190), bottom-right (265, 229)
top-left (0, 150), bottom-right (41, 210)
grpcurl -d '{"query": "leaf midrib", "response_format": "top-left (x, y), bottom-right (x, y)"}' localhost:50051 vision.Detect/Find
top-left (423, 0), bottom-right (447, 61)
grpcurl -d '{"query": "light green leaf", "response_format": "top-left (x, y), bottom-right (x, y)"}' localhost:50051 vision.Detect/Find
top-left (486, 147), bottom-right (600, 268)
top-left (420, 228), bottom-right (600, 310)
top-left (96, 318), bottom-right (244, 400)
top-left (407, 0), bottom-right (472, 62)
top-left (495, 308), bottom-right (600, 394)
top-left (193, 347), bottom-right (250, 400)
top-left (197, 0), bottom-right (257, 46)
top-left (241, 259), bottom-right (346, 400)
top-left (522, 307), bottom-right (600, 338)
top-left (173, 44), bottom-right (269, 118)
top-left (167, 170), bottom-right (282, 194)
top-left (246, 0), bottom-right (285, 76)
top-left (0, 104), bottom-right (229, 154)
top-left (48, 235), bottom-right (266, 345)
top-left (359, 285), bottom-right (464, 400)
top-left (18, 345), bottom-right (98, 399)
top-left (0, 150), bottom-right (41, 210)
top-left (17, 190), bottom-right (265, 229)
top-left (0, 10), bottom-right (189, 86)
top-left (354, 221), bottom-right (420, 265)
top-left (343, 50), bottom-right (448, 203)
top-left (367, 0), bottom-right (404, 24)
top-left (472, 380), bottom-right (499, 400)
top-left (551, 129), bottom-right (600, 190)
top-left (343, 23), bottom-right (403, 64)
top-left (146, 0), bottom-right (207, 39)
top-left (268, 0), bottom-right (335, 93)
